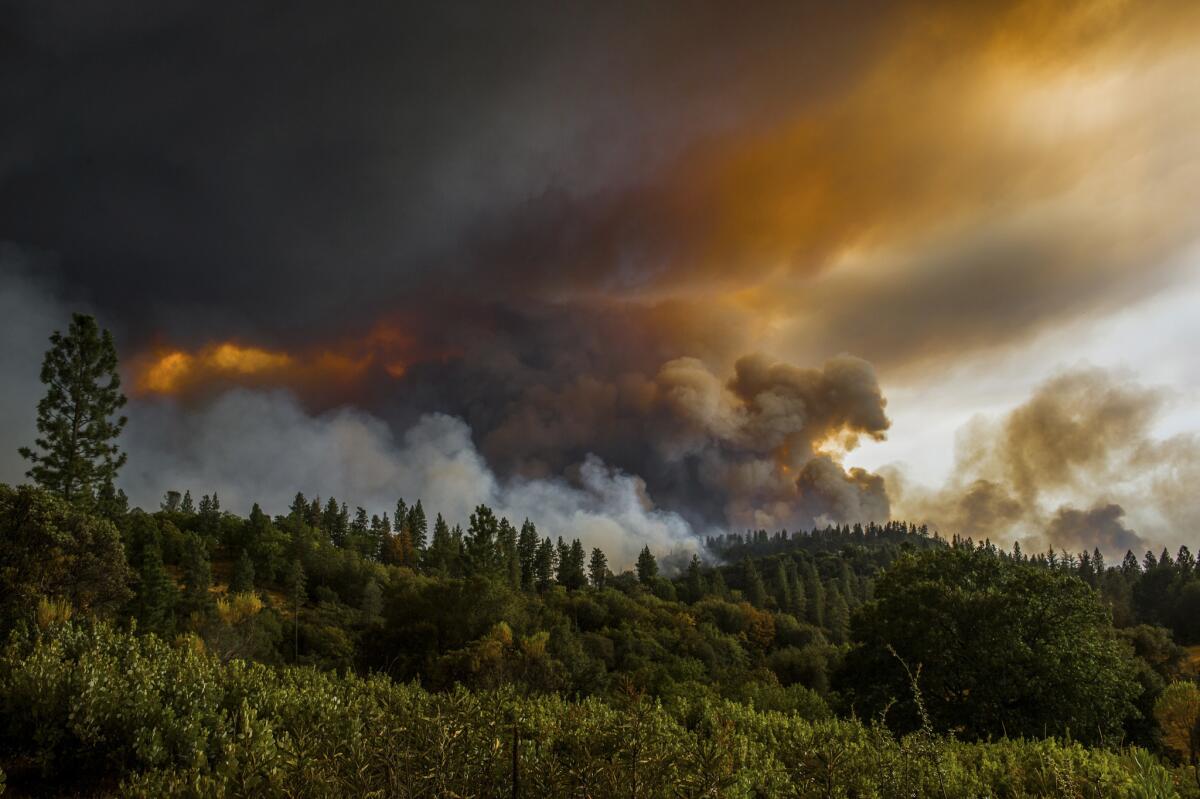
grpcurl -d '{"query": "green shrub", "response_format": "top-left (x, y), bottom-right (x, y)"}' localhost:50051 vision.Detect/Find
top-left (0, 620), bottom-right (1186, 797)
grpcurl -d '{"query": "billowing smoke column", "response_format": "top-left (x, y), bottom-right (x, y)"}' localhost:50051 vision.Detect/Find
top-left (647, 353), bottom-right (891, 529)
top-left (478, 351), bottom-right (892, 533)
top-left (119, 350), bottom-right (895, 554)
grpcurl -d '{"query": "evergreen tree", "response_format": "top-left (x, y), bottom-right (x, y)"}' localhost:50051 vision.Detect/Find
top-left (773, 559), bottom-right (791, 610)
top-left (246, 503), bottom-right (286, 582)
top-left (685, 554), bottom-right (704, 602)
top-left (351, 507), bottom-right (369, 536)
top-left (555, 537), bottom-right (571, 585)
top-left (498, 518), bottom-right (521, 587)
top-left (197, 493), bottom-right (220, 537)
top-left (518, 519), bottom-right (539, 590)
top-left (289, 492), bottom-right (308, 520)
top-left (425, 513), bottom-right (456, 574)
top-left (406, 500), bottom-right (428, 552)
top-left (95, 480), bottom-right (129, 522)
top-left (463, 505), bottom-right (500, 577)
top-left (561, 539), bottom-right (587, 590)
top-left (790, 572), bottom-right (807, 618)
top-left (20, 313), bottom-right (128, 504)
top-left (710, 568), bottom-right (728, 599)
top-left (451, 524), bottom-right (465, 568)
top-left (743, 558), bottom-right (768, 608)
top-left (1177, 546), bottom-right (1194, 577)
top-left (180, 490), bottom-right (195, 515)
top-left (306, 497), bottom-right (321, 527)
top-left (336, 503), bottom-right (350, 545)
top-left (230, 549), bottom-right (256, 594)
top-left (589, 547), bottom-right (609, 590)
top-left (368, 514), bottom-right (387, 560)
top-left (284, 558), bottom-right (306, 661)
top-left (284, 557), bottom-right (306, 600)
top-left (1122, 550), bottom-right (1141, 576)
top-left (135, 535), bottom-right (176, 637)
top-left (636, 546), bottom-right (658, 585)
top-left (825, 583), bottom-right (850, 644)
top-left (179, 533), bottom-right (215, 619)
top-left (321, 497), bottom-right (342, 543)
top-left (802, 561), bottom-right (825, 627)
top-left (838, 561), bottom-right (857, 608)
top-left (534, 537), bottom-right (556, 591)
top-left (394, 498), bottom-right (408, 535)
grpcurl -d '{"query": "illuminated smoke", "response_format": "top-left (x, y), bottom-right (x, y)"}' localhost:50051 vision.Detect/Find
top-left (887, 367), bottom-right (1200, 556)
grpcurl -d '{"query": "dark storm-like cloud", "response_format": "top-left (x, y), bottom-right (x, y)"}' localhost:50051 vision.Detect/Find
top-left (0, 0), bottom-right (897, 344)
top-left (476, 353), bottom-right (891, 531)
top-left (3, 0), bottom-right (1200, 546)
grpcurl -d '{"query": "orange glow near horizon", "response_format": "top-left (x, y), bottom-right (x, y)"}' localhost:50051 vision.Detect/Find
top-left (131, 322), bottom-right (448, 398)
top-left (136, 343), bottom-right (303, 394)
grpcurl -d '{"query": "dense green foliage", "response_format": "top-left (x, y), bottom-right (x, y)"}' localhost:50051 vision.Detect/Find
top-left (839, 547), bottom-right (1139, 742)
top-left (3, 485), bottom-right (1200, 795)
top-left (0, 484), bottom-right (132, 627)
top-left (0, 620), bottom-right (1189, 798)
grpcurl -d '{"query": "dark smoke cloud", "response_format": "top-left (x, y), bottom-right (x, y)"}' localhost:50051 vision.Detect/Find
top-left (479, 352), bottom-right (891, 531)
top-left (0, 0), bottom-right (897, 343)
top-left (2, 1), bottom-right (1198, 550)
top-left (1045, 504), bottom-right (1144, 557)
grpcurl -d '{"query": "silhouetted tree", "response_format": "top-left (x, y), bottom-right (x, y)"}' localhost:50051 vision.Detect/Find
top-left (20, 313), bottom-right (128, 505)
top-left (636, 546), bottom-right (658, 585)
top-left (589, 547), bottom-right (609, 590)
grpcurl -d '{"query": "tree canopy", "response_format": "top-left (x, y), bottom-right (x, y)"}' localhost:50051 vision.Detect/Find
top-left (838, 547), bottom-right (1141, 742)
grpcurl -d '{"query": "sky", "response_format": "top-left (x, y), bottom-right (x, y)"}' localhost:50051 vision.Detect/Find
top-left (2, 0), bottom-right (1199, 562)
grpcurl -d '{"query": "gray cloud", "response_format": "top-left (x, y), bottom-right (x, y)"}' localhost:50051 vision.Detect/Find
top-left (1044, 504), bottom-right (1144, 557)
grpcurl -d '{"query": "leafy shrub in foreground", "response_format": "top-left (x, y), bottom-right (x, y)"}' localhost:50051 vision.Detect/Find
top-left (0, 620), bottom-right (1190, 798)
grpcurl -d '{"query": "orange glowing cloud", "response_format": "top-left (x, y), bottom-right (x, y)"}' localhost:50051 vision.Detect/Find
top-left (131, 321), bottom-right (450, 400)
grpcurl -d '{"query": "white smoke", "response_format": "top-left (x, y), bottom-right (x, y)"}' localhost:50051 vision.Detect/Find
top-left (122, 390), bottom-right (698, 569)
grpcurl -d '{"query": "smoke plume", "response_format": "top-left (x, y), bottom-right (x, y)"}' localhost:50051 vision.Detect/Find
top-left (887, 367), bottom-right (1199, 556)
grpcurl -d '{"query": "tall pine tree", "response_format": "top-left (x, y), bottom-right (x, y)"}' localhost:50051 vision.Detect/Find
top-left (406, 500), bottom-right (428, 552)
top-left (21, 314), bottom-right (128, 504)
top-left (230, 549), bottom-right (256, 594)
top-left (636, 546), bottom-right (658, 585)
top-left (518, 520), bottom-right (539, 590)
top-left (180, 533), bottom-right (215, 619)
top-left (589, 547), bottom-right (609, 590)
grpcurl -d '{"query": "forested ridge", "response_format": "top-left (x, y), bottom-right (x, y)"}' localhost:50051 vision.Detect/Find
top-left (2, 315), bottom-right (1200, 797)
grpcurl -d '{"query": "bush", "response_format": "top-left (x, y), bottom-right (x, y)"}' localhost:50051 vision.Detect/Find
top-left (0, 620), bottom-right (1186, 797)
